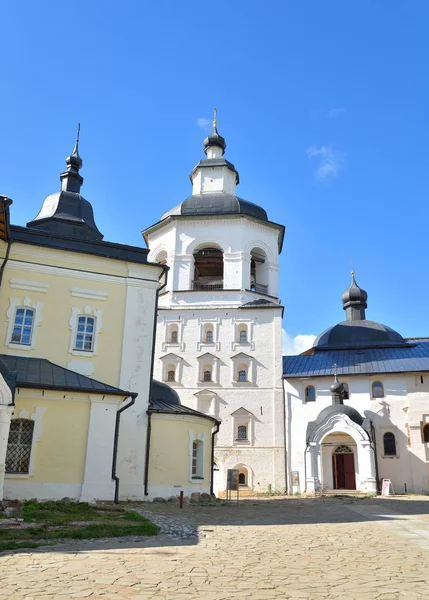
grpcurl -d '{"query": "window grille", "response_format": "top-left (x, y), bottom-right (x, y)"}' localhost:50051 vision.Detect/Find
top-left (75, 315), bottom-right (95, 351)
top-left (372, 381), bottom-right (384, 398)
top-left (170, 330), bottom-right (178, 343)
top-left (192, 441), bottom-right (198, 476)
top-left (237, 425), bottom-right (248, 440)
top-left (239, 329), bottom-right (247, 343)
top-left (305, 386), bottom-right (316, 402)
top-left (238, 370), bottom-right (247, 382)
top-left (203, 370), bottom-right (212, 382)
top-left (334, 445), bottom-right (353, 454)
top-left (205, 330), bottom-right (213, 343)
top-left (167, 370), bottom-right (175, 382)
top-left (383, 432), bottom-right (397, 456)
top-left (11, 308), bottom-right (34, 345)
top-left (6, 419), bottom-right (34, 474)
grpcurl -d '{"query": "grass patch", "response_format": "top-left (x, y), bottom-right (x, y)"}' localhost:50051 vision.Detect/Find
top-left (0, 502), bottom-right (158, 552)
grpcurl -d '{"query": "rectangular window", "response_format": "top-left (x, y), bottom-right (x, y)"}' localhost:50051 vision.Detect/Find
top-left (192, 441), bottom-right (198, 476)
top-left (206, 331), bottom-right (213, 343)
top-left (5, 419), bottom-right (35, 474)
top-left (11, 308), bottom-right (34, 345)
top-left (75, 315), bottom-right (95, 351)
top-left (191, 440), bottom-right (204, 479)
top-left (237, 424), bottom-right (248, 440)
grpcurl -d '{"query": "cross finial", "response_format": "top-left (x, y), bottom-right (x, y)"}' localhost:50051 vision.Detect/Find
top-left (73, 123), bottom-right (81, 156)
top-left (332, 363), bottom-right (338, 378)
top-left (213, 106), bottom-right (217, 129)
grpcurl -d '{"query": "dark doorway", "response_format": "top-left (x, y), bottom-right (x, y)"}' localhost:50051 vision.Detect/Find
top-left (333, 449), bottom-right (356, 490)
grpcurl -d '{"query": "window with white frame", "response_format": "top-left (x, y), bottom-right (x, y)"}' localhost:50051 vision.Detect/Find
top-left (167, 369), bottom-right (176, 382)
top-left (231, 408), bottom-right (253, 445)
top-left (203, 369), bottom-right (212, 382)
top-left (237, 424), bottom-right (248, 440)
top-left (74, 315), bottom-right (96, 351)
top-left (238, 369), bottom-right (247, 382)
top-left (231, 353), bottom-right (254, 385)
top-left (372, 381), bottom-right (384, 398)
top-left (160, 353), bottom-right (183, 384)
top-left (197, 353), bottom-right (218, 385)
top-left (238, 324), bottom-right (248, 343)
top-left (5, 419), bottom-right (35, 474)
top-left (11, 308), bottom-right (35, 345)
top-left (191, 440), bottom-right (204, 478)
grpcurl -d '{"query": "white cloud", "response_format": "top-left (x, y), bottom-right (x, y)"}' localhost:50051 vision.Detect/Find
top-left (328, 108), bottom-right (345, 119)
top-left (282, 329), bottom-right (316, 355)
top-left (197, 117), bottom-right (210, 130)
top-left (307, 145), bottom-right (345, 181)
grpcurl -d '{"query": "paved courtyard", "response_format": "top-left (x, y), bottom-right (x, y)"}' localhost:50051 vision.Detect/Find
top-left (2, 496), bottom-right (429, 599)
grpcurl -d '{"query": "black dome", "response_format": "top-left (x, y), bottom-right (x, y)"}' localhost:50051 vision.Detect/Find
top-left (314, 319), bottom-right (407, 350)
top-left (204, 128), bottom-right (226, 155)
top-left (150, 380), bottom-right (181, 406)
top-left (162, 193), bottom-right (268, 221)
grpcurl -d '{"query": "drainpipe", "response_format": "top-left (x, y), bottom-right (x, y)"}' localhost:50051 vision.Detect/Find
top-left (370, 420), bottom-right (380, 493)
top-left (282, 377), bottom-right (288, 494)
top-left (210, 420), bottom-right (220, 496)
top-left (112, 394), bottom-right (136, 503)
top-left (143, 266), bottom-right (168, 496)
top-left (0, 237), bottom-right (12, 290)
top-left (303, 442), bottom-right (309, 493)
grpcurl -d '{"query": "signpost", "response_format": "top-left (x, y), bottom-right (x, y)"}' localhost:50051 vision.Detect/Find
top-left (291, 471), bottom-right (300, 494)
top-left (381, 479), bottom-right (394, 496)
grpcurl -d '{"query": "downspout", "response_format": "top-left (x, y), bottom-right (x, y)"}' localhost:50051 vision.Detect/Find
top-left (210, 420), bottom-right (220, 496)
top-left (112, 394), bottom-right (136, 504)
top-left (143, 265), bottom-right (168, 496)
top-left (0, 197), bottom-right (13, 292)
top-left (0, 238), bottom-right (12, 289)
top-left (282, 377), bottom-right (288, 494)
top-left (370, 420), bottom-right (380, 493)
top-left (303, 442), bottom-right (309, 494)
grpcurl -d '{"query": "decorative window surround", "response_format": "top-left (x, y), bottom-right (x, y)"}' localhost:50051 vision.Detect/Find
top-left (5, 407), bottom-right (47, 479)
top-left (231, 318), bottom-right (255, 351)
top-left (194, 389), bottom-right (217, 417)
top-left (68, 306), bottom-right (103, 357)
top-left (197, 317), bottom-right (221, 351)
top-left (161, 318), bottom-right (185, 351)
top-left (71, 287), bottom-right (108, 301)
top-left (188, 429), bottom-right (207, 482)
top-left (9, 279), bottom-right (49, 293)
top-left (160, 353), bottom-right (183, 384)
top-left (231, 408), bottom-right (254, 446)
top-left (6, 297), bottom-right (43, 351)
top-left (231, 352), bottom-right (255, 386)
top-left (196, 353), bottom-right (220, 386)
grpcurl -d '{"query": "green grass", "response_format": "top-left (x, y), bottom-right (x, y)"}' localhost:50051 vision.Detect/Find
top-left (0, 502), bottom-right (158, 552)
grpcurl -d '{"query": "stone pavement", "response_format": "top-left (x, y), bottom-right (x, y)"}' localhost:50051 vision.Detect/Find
top-left (2, 496), bottom-right (429, 599)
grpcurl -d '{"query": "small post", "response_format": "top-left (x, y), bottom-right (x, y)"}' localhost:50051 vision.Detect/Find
top-left (179, 490), bottom-right (184, 508)
top-left (404, 483), bottom-right (408, 495)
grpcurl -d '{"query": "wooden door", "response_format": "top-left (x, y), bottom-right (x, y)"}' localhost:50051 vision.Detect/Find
top-left (333, 453), bottom-right (356, 490)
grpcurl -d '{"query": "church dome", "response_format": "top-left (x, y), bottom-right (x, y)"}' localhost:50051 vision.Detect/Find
top-left (161, 193), bottom-right (268, 221)
top-left (313, 274), bottom-right (407, 350)
top-left (203, 127), bottom-right (226, 155)
top-left (150, 380), bottom-right (181, 406)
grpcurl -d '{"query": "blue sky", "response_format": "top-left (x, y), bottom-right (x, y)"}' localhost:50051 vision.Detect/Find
top-left (2, 1), bottom-right (428, 347)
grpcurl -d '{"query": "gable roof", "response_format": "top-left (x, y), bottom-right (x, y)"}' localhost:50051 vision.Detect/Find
top-left (283, 340), bottom-right (429, 379)
top-left (0, 354), bottom-right (135, 398)
top-left (230, 407), bottom-right (254, 417)
top-left (197, 352), bottom-right (218, 360)
top-left (231, 352), bottom-right (253, 360)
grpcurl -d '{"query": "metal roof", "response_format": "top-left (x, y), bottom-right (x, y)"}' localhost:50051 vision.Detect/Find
top-left (282, 340), bottom-right (429, 378)
top-left (0, 354), bottom-right (135, 397)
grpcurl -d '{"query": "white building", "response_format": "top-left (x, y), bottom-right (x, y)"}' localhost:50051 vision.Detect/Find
top-left (144, 114), bottom-right (286, 494)
top-left (283, 274), bottom-right (429, 496)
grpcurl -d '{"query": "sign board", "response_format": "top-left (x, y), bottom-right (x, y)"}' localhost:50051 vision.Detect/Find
top-left (381, 479), bottom-right (392, 496)
top-left (227, 469), bottom-right (239, 491)
top-left (291, 471), bottom-right (300, 487)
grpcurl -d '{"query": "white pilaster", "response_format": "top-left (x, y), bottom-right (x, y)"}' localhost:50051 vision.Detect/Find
top-left (0, 374), bottom-right (14, 501)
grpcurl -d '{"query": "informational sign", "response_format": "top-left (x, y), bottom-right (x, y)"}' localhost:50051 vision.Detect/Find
top-left (381, 479), bottom-right (392, 496)
top-left (291, 471), bottom-right (300, 487)
top-left (227, 469), bottom-right (239, 491)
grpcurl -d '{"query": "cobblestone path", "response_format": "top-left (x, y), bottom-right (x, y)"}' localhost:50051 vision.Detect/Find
top-left (2, 496), bottom-right (429, 599)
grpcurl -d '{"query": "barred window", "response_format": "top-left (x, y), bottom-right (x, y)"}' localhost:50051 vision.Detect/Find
top-left (237, 425), bottom-right (248, 440)
top-left (167, 369), bottom-right (175, 382)
top-left (6, 419), bottom-right (35, 474)
top-left (75, 316), bottom-right (95, 351)
top-left (203, 370), bottom-right (212, 382)
top-left (11, 308), bottom-right (34, 345)
top-left (205, 330), bottom-right (213, 343)
top-left (239, 329), bottom-right (248, 343)
top-left (170, 330), bottom-right (178, 343)
top-left (238, 370), bottom-right (247, 382)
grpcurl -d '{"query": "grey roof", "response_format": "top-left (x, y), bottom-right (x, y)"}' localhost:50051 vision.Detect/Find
top-left (314, 319), bottom-right (408, 350)
top-left (161, 193), bottom-right (267, 222)
top-left (283, 340), bottom-right (429, 378)
top-left (149, 380), bottom-right (218, 422)
top-left (240, 298), bottom-right (282, 309)
top-left (0, 354), bottom-right (135, 397)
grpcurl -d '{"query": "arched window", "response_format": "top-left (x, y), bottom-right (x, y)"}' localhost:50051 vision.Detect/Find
top-left (372, 381), bottom-right (384, 398)
top-left (74, 315), bottom-right (95, 351)
top-left (11, 307), bottom-right (35, 345)
top-left (305, 385), bottom-right (316, 402)
top-left (193, 247), bottom-right (224, 290)
top-left (206, 329), bottom-right (213, 343)
top-left (238, 472), bottom-right (246, 485)
top-left (250, 248), bottom-right (269, 294)
top-left (383, 432), bottom-right (397, 456)
top-left (237, 425), bottom-right (248, 440)
top-left (203, 370), bottom-right (212, 382)
top-left (238, 370), bottom-right (247, 382)
top-left (239, 326), bottom-right (248, 343)
top-left (167, 369), bottom-right (175, 382)
top-left (170, 329), bottom-right (178, 343)
top-left (342, 383), bottom-right (349, 400)
top-left (5, 419), bottom-right (35, 474)
top-left (423, 424), bottom-right (429, 443)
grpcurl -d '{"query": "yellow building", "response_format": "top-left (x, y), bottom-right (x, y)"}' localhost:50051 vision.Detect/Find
top-left (0, 137), bottom-right (218, 503)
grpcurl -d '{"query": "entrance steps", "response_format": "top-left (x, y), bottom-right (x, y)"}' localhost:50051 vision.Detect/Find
top-left (318, 490), bottom-right (369, 498)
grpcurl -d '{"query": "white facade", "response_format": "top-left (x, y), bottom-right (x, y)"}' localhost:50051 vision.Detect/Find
top-left (145, 125), bottom-right (286, 495)
top-left (284, 371), bottom-right (429, 495)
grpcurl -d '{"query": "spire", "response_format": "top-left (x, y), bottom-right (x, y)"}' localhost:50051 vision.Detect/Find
top-left (341, 271), bottom-right (368, 321)
top-left (61, 124), bottom-right (83, 193)
top-left (203, 106), bottom-right (226, 156)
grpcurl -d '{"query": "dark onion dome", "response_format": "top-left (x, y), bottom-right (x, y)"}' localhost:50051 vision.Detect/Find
top-left (27, 130), bottom-right (103, 242)
top-left (203, 125), bottom-right (226, 155)
top-left (307, 404), bottom-right (365, 441)
top-left (330, 378), bottom-right (344, 395)
top-left (161, 193), bottom-right (268, 221)
top-left (149, 380), bottom-right (219, 423)
top-left (150, 380), bottom-right (181, 406)
top-left (313, 272), bottom-right (408, 350)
